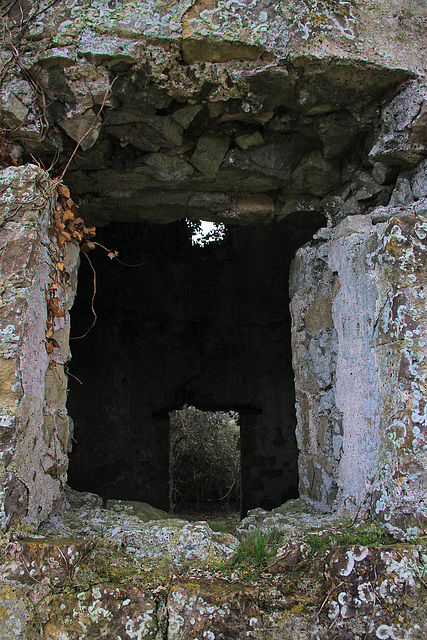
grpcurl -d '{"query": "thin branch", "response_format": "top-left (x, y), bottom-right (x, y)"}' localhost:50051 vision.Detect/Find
top-left (64, 365), bottom-right (83, 385)
top-left (70, 251), bottom-right (97, 340)
top-left (92, 241), bottom-right (145, 267)
top-left (308, 581), bottom-right (345, 626)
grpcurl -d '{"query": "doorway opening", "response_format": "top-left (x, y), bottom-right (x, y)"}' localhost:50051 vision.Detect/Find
top-left (66, 217), bottom-right (321, 516)
top-left (169, 406), bottom-right (241, 520)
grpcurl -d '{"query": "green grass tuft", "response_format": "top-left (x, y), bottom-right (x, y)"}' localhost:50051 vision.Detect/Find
top-left (233, 528), bottom-right (282, 570)
top-left (306, 521), bottom-right (394, 556)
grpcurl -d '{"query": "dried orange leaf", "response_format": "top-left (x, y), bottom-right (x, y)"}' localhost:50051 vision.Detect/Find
top-left (62, 209), bottom-right (74, 222)
top-left (107, 250), bottom-right (118, 260)
top-left (81, 241), bottom-right (95, 253)
top-left (83, 226), bottom-right (96, 239)
top-left (58, 231), bottom-right (71, 245)
top-left (58, 185), bottom-right (70, 198)
top-left (54, 221), bottom-right (65, 233)
top-left (46, 330), bottom-right (53, 339)
top-left (46, 342), bottom-right (54, 354)
top-left (57, 262), bottom-right (65, 271)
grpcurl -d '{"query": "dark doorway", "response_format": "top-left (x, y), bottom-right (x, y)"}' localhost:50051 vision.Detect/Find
top-left (66, 218), bottom-right (320, 514)
top-left (169, 406), bottom-right (241, 517)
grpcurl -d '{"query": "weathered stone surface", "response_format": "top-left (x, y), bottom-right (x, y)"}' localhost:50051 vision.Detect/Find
top-left (290, 151), bottom-right (341, 197)
top-left (0, 498), bottom-right (424, 639)
top-left (369, 80), bottom-right (427, 166)
top-left (140, 153), bottom-right (194, 182)
top-left (235, 131), bottom-right (264, 150)
top-left (372, 162), bottom-right (400, 186)
top-left (57, 109), bottom-right (102, 151)
top-left (316, 111), bottom-right (359, 160)
top-left (0, 166), bottom-right (79, 529)
top-left (0, 0), bottom-right (421, 227)
top-left (1, 536), bottom-right (92, 586)
top-left (105, 115), bottom-right (184, 152)
top-left (39, 503), bottom-right (238, 567)
top-left (278, 196), bottom-right (323, 224)
top-left (106, 499), bottom-right (168, 522)
top-left (44, 583), bottom-right (160, 640)
top-left (189, 134), bottom-right (230, 178)
top-left (290, 205), bottom-right (427, 536)
top-left (167, 578), bottom-right (260, 638)
top-left (235, 193), bottom-right (275, 224)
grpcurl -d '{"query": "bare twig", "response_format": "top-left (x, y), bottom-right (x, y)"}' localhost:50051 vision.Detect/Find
top-left (395, 550), bottom-right (427, 588)
top-left (308, 581), bottom-right (345, 626)
top-left (92, 241), bottom-right (145, 267)
top-left (70, 251), bottom-right (97, 340)
top-left (19, 554), bottom-right (42, 583)
top-left (64, 365), bottom-right (83, 385)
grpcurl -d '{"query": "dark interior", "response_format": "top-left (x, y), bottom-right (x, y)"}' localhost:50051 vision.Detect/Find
top-left (66, 217), bottom-right (321, 515)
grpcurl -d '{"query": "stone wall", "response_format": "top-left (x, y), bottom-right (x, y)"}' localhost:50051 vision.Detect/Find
top-left (0, 165), bottom-right (79, 529)
top-left (0, 0), bottom-right (426, 533)
top-left (290, 167), bottom-right (427, 535)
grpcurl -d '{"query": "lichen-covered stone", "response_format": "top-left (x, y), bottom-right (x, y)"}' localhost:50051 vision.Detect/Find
top-left (290, 196), bottom-right (427, 537)
top-left (1, 536), bottom-right (93, 587)
top-left (44, 583), bottom-right (160, 640)
top-left (105, 499), bottom-right (169, 522)
top-left (0, 166), bottom-right (79, 530)
top-left (167, 578), bottom-right (260, 638)
top-left (369, 80), bottom-right (427, 167)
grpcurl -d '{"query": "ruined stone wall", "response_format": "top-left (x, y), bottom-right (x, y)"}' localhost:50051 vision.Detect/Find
top-left (0, 0), bottom-right (426, 531)
top-left (0, 165), bottom-right (79, 529)
top-left (290, 158), bottom-right (427, 536)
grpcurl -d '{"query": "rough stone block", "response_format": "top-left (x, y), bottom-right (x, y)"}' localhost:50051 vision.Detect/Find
top-left (57, 109), bottom-right (102, 150)
top-left (316, 111), bottom-right (359, 160)
top-left (189, 134), bottom-right (230, 178)
top-left (1, 537), bottom-right (93, 587)
top-left (167, 579), bottom-right (260, 639)
top-left (290, 151), bottom-right (341, 197)
top-left (141, 153), bottom-right (194, 182)
top-left (44, 583), bottom-right (159, 639)
top-left (235, 131), bottom-right (265, 150)
top-left (235, 193), bottom-right (275, 224)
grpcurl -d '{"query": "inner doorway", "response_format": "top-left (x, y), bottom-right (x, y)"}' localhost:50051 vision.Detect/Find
top-left (169, 406), bottom-right (241, 519)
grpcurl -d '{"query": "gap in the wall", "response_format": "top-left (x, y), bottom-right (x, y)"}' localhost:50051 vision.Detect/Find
top-left (66, 217), bottom-right (322, 517)
top-left (169, 405), bottom-right (241, 528)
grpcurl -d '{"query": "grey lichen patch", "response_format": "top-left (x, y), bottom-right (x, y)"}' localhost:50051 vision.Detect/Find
top-left (44, 583), bottom-right (160, 640)
top-left (0, 497), bottom-right (426, 638)
top-left (0, 166), bottom-right (79, 531)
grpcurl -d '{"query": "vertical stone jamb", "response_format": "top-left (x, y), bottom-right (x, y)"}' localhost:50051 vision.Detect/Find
top-left (0, 165), bottom-right (78, 529)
